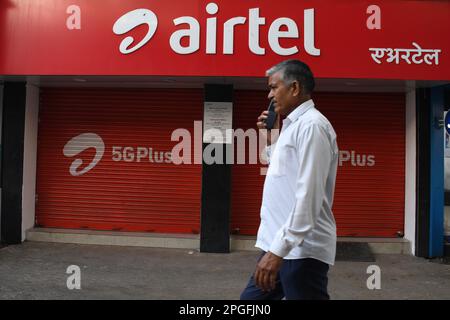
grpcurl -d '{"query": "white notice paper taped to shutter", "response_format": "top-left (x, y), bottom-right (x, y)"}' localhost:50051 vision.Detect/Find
top-left (203, 102), bottom-right (233, 144)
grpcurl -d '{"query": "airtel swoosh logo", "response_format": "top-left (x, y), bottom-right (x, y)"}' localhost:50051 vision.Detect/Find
top-left (113, 9), bottom-right (158, 54)
top-left (63, 133), bottom-right (105, 176)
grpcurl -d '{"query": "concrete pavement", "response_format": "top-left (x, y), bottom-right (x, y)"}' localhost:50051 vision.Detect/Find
top-left (0, 241), bottom-right (449, 300)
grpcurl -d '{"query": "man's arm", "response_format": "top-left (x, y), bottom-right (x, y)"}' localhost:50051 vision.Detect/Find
top-left (253, 109), bottom-right (283, 292)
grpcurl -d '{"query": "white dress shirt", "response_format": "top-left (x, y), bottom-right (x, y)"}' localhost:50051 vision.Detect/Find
top-left (255, 99), bottom-right (339, 265)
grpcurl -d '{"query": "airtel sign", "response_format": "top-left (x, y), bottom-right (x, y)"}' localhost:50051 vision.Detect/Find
top-left (2, 0), bottom-right (448, 79)
top-left (113, 2), bottom-right (320, 56)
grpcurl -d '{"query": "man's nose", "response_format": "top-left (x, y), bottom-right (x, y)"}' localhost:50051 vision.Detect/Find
top-left (267, 91), bottom-right (274, 100)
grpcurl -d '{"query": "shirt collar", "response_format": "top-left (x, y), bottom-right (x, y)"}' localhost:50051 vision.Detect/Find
top-left (287, 99), bottom-right (315, 123)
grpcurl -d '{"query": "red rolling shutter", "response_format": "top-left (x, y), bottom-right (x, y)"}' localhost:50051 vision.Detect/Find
top-left (36, 88), bottom-right (202, 234)
top-left (231, 91), bottom-right (405, 237)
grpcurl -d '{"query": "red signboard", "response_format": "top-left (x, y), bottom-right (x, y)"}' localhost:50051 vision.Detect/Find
top-left (0, 0), bottom-right (449, 80)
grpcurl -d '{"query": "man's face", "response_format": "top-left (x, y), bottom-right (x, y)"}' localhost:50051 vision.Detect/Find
top-left (267, 71), bottom-right (297, 116)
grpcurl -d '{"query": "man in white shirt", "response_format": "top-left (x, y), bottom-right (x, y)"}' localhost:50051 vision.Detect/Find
top-left (240, 59), bottom-right (339, 300)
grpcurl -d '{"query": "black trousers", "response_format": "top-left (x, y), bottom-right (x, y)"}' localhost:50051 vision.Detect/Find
top-left (240, 252), bottom-right (330, 300)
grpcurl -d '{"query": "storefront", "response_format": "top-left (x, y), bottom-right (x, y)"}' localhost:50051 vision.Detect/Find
top-left (0, 0), bottom-right (449, 256)
top-left (34, 87), bottom-right (405, 237)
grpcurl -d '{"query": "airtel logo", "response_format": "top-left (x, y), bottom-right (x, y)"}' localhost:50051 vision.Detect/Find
top-left (112, 2), bottom-right (320, 56)
top-left (113, 9), bottom-right (158, 54)
top-left (63, 133), bottom-right (105, 176)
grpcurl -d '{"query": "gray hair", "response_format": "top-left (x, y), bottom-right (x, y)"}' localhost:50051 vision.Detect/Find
top-left (266, 59), bottom-right (315, 95)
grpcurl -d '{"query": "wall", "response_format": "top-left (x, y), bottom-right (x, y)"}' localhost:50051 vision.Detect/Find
top-left (404, 89), bottom-right (416, 254)
top-left (0, 84), bottom-right (3, 241)
top-left (22, 84), bottom-right (39, 241)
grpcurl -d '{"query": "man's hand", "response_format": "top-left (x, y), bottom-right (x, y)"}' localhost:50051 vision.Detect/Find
top-left (257, 110), bottom-right (280, 146)
top-left (254, 251), bottom-right (283, 292)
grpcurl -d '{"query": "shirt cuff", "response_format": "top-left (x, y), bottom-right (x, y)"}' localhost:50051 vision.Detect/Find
top-left (269, 236), bottom-right (292, 258)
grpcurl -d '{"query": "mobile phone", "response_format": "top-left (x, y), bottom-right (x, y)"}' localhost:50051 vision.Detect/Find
top-left (264, 99), bottom-right (277, 130)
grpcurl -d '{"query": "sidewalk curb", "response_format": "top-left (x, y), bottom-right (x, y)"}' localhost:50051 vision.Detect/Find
top-left (26, 228), bottom-right (411, 254)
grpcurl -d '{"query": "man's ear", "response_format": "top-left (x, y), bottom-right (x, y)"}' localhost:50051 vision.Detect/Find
top-left (291, 81), bottom-right (301, 97)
